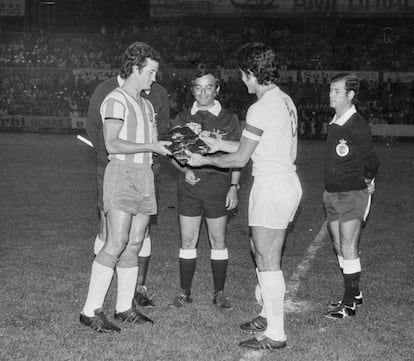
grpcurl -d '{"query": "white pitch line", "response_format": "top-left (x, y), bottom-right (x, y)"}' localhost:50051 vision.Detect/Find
top-left (238, 220), bottom-right (328, 361)
top-left (285, 220), bottom-right (328, 312)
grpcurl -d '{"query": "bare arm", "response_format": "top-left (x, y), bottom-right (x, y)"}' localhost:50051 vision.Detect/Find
top-left (230, 168), bottom-right (241, 185)
top-left (186, 136), bottom-right (258, 168)
top-left (104, 120), bottom-right (171, 156)
top-left (200, 134), bottom-right (239, 154)
top-left (170, 157), bottom-right (187, 173)
top-left (226, 168), bottom-right (241, 210)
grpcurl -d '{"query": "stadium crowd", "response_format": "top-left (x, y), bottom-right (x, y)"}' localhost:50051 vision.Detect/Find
top-left (1, 21), bottom-right (413, 70)
top-left (0, 21), bottom-right (413, 134)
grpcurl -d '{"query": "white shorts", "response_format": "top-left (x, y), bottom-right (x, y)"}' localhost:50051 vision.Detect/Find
top-left (248, 172), bottom-right (302, 229)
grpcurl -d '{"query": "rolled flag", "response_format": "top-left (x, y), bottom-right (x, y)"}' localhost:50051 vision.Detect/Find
top-left (77, 135), bottom-right (94, 148)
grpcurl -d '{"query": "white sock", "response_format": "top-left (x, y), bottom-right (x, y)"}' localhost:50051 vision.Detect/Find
top-left (115, 266), bottom-right (138, 313)
top-left (138, 236), bottom-right (151, 257)
top-left (179, 248), bottom-right (197, 259)
top-left (211, 248), bottom-right (229, 260)
top-left (260, 270), bottom-right (286, 342)
top-left (94, 234), bottom-right (105, 256)
top-left (82, 261), bottom-right (114, 317)
top-left (343, 258), bottom-right (361, 274)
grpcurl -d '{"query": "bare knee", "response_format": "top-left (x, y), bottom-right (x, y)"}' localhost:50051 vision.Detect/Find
top-left (210, 235), bottom-right (226, 249)
top-left (104, 233), bottom-right (129, 257)
top-left (181, 236), bottom-right (198, 249)
top-left (180, 218), bottom-right (200, 249)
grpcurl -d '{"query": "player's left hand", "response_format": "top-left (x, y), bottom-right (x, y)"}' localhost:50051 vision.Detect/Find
top-left (184, 169), bottom-right (200, 186)
top-left (226, 188), bottom-right (239, 210)
top-left (185, 150), bottom-right (209, 167)
top-left (199, 134), bottom-right (221, 153)
top-left (365, 178), bottom-right (375, 194)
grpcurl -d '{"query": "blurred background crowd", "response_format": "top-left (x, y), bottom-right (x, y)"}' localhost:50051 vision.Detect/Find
top-left (0, 17), bottom-right (413, 137)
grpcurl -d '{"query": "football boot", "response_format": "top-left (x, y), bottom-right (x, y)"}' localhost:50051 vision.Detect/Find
top-left (239, 333), bottom-right (287, 350)
top-left (327, 292), bottom-right (363, 311)
top-left (114, 307), bottom-right (154, 324)
top-left (134, 286), bottom-right (155, 308)
top-left (240, 315), bottom-right (267, 333)
top-left (80, 309), bottom-right (120, 333)
top-left (213, 291), bottom-right (232, 310)
top-left (324, 302), bottom-right (356, 320)
top-left (171, 293), bottom-right (193, 307)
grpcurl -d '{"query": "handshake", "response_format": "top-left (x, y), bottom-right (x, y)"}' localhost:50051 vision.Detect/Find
top-left (162, 123), bottom-right (226, 165)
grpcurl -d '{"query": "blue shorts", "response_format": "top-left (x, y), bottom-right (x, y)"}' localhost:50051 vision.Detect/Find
top-left (103, 159), bottom-right (156, 216)
top-left (323, 189), bottom-right (370, 222)
top-left (177, 172), bottom-right (230, 218)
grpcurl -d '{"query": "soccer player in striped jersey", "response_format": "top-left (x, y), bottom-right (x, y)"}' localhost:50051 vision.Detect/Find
top-left (86, 76), bottom-right (170, 308)
top-left (80, 42), bottom-right (171, 333)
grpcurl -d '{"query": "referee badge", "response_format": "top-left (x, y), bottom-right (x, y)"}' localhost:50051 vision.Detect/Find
top-left (336, 139), bottom-right (349, 157)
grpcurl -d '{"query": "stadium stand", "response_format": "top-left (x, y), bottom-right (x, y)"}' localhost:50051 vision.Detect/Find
top-left (0, 20), bottom-right (413, 136)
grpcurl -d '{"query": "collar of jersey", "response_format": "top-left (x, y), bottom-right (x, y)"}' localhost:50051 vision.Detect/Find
top-left (330, 105), bottom-right (357, 126)
top-left (117, 75), bottom-right (125, 87)
top-left (191, 100), bottom-right (222, 116)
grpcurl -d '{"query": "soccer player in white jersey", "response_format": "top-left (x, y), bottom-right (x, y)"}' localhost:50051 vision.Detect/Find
top-left (186, 42), bottom-right (302, 350)
top-left (79, 42), bottom-right (171, 333)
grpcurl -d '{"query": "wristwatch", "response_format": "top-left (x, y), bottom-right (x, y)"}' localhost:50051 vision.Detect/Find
top-left (230, 183), bottom-right (240, 191)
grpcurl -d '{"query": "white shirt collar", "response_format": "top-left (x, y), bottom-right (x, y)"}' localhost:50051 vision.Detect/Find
top-left (190, 100), bottom-right (222, 116)
top-left (117, 75), bottom-right (125, 87)
top-left (330, 105), bottom-right (357, 126)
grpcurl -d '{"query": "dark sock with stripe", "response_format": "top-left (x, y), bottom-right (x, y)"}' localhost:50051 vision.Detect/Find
top-left (211, 259), bottom-right (228, 294)
top-left (179, 258), bottom-right (196, 296)
top-left (137, 256), bottom-right (150, 287)
top-left (343, 272), bottom-right (361, 305)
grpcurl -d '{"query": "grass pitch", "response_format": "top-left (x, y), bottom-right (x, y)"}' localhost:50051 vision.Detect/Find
top-left (0, 133), bottom-right (413, 361)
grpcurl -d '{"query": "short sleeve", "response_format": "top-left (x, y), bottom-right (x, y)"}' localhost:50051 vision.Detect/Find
top-left (242, 105), bottom-right (264, 141)
top-left (100, 92), bottom-right (126, 123)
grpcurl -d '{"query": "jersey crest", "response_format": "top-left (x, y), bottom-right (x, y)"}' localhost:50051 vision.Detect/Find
top-left (336, 139), bottom-right (349, 157)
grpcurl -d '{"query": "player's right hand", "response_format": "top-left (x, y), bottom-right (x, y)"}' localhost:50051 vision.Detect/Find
top-left (184, 150), bottom-right (210, 167)
top-left (365, 178), bottom-right (375, 194)
top-left (184, 169), bottom-right (200, 186)
top-left (199, 134), bottom-right (221, 153)
top-left (153, 141), bottom-right (172, 156)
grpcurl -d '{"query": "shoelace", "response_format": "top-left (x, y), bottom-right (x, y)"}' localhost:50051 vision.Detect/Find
top-left (175, 295), bottom-right (188, 305)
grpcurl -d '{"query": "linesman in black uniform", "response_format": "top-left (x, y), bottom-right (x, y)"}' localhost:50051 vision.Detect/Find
top-left (323, 73), bottom-right (379, 319)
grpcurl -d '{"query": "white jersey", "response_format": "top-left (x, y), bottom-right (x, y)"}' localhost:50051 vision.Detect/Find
top-left (242, 87), bottom-right (298, 176)
top-left (100, 87), bottom-right (155, 165)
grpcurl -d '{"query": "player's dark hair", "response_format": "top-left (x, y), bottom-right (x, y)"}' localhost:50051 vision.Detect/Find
top-left (330, 72), bottom-right (360, 103)
top-left (235, 42), bottom-right (279, 85)
top-left (191, 67), bottom-right (220, 89)
top-left (120, 42), bottom-right (161, 79)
